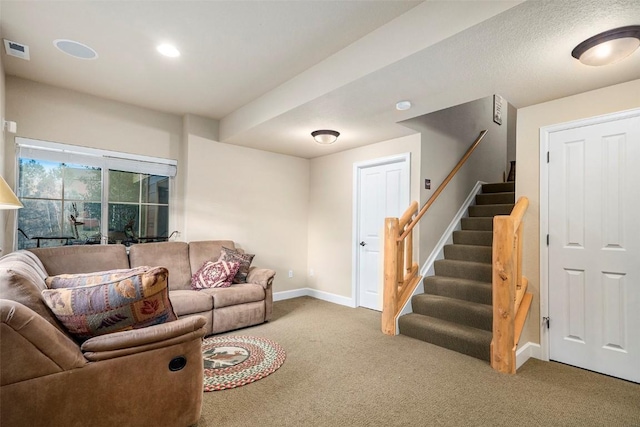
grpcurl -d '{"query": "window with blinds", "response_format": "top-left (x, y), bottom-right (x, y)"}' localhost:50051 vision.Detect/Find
top-left (15, 138), bottom-right (177, 250)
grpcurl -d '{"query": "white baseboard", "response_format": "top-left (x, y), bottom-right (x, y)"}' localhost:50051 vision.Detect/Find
top-left (516, 342), bottom-right (542, 370)
top-left (273, 288), bottom-right (355, 308)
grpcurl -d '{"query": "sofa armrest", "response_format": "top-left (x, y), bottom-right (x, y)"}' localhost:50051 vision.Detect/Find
top-left (80, 315), bottom-right (207, 361)
top-left (1, 299), bottom-right (87, 386)
top-left (246, 267), bottom-right (276, 289)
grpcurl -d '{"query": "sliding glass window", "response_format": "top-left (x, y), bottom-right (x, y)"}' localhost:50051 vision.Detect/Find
top-left (15, 138), bottom-right (176, 250)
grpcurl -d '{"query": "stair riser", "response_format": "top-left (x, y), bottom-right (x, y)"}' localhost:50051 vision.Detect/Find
top-left (475, 193), bottom-right (515, 205)
top-left (411, 296), bottom-right (492, 331)
top-left (423, 277), bottom-right (492, 305)
top-left (434, 260), bottom-right (492, 282)
top-left (452, 231), bottom-right (493, 246)
top-left (468, 204), bottom-right (514, 217)
top-left (481, 182), bottom-right (514, 193)
top-left (461, 217), bottom-right (493, 231)
top-left (444, 245), bottom-right (492, 263)
top-left (398, 316), bottom-right (491, 361)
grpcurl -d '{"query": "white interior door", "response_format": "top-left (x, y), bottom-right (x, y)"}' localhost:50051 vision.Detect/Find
top-left (356, 156), bottom-right (409, 311)
top-left (548, 113), bottom-right (640, 383)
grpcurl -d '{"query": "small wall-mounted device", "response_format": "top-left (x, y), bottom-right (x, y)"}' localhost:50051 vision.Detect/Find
top-left (424, 179), bottom-right (431, 190)
top-left (4, 39), bottom-right (30, 60)
top-left (3, 120), bottom-right (17, 134)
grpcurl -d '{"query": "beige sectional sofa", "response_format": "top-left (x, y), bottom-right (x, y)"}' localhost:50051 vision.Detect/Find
top-left (0, 240), bottom-right (275, 426)
top-left (29, 240), bottom-right (275, 336)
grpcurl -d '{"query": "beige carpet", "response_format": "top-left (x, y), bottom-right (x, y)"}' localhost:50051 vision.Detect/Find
top-left (197, 297), bottom-right (640, 426)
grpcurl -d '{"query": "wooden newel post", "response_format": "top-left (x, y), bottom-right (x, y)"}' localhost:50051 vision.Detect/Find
top-left (491, 216), bottom-right (516, 374)
top-left (382, 217), bottom-right (399, 335)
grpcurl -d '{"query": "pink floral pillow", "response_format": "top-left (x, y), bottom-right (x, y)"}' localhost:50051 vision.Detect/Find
top-left (191, 260), bottom-right (241, 290)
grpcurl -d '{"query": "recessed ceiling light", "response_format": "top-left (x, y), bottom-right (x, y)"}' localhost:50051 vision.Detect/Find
top-left (311, 130), bottom-right (340, 145)
top-left (53, 39), bottom-right (98, 60)
top-left (157, 43), bottom-right (180, 58)
top-left (396, 100), bottom-right (412, 111)
top-left (572, 25), bottom-right (640, 66)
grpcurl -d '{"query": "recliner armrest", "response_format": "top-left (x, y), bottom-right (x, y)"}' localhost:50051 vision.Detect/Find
top-left (81, 315), bottom-right (207, 361)
top-left (246, 267), bottom-right (276, 289)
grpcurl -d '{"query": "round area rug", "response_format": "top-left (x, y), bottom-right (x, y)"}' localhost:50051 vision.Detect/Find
top-left (202, 335), bottom-right (286, 391)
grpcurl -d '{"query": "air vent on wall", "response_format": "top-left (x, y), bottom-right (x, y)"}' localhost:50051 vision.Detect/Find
top-left (3, 39), bottom-right (30, 60)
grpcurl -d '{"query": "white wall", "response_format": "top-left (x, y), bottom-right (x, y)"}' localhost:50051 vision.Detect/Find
top-left (0, 52), bottom-right (6, 253)
top-left (183, 135), bottom-right (310, 293)
top-left (516, 79), bottom-right (640, 346)
top-left (308, 134), bottom-right (421, 301)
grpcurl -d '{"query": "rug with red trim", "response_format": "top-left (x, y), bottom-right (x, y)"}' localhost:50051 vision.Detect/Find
top-left (202, 335), bottom-right (286, 391)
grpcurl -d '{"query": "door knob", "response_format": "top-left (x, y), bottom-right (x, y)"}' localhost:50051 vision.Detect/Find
top-left (359, 241), bottom-right (366, 246)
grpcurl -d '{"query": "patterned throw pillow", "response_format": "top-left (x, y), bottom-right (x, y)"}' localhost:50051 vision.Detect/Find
top-left (219, 246), bottom-right (255, 284)
top-left (46, 266), bottom-right (151, 289)
top-left (191, 260), bottom-right (241, 290)
top-left (42, 266), bottom-right (177, 340)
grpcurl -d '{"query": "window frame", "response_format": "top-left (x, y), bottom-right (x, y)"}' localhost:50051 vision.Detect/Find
top-left (15, 137), bottom-right (177, 250)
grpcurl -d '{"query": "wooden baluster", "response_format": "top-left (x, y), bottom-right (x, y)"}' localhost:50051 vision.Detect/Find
top-left (516, 222), bottom-right (523, 291)
top-left (382, 217), bottom-right (400, 335)
top-left (405, 226), bottom-right (413, 275)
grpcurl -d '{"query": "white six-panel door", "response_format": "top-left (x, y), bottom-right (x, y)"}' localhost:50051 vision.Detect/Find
top-left (548, 113), bottom-right (640, 383)
top-left (356, 156), bottom-right (409, 311)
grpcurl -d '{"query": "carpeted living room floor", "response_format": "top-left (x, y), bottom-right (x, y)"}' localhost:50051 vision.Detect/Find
top-left (197, 296), bottom-right (640, 427)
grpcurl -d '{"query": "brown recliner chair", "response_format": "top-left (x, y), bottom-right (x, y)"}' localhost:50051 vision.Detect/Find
top-left (0, 251), bottom-right (207, 427)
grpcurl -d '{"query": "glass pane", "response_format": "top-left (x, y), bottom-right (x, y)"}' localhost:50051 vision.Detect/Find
top-left (109, 170), bottom-right (140, 203)
top-left (141, 175), bottom-right (169, 204)
top-left (19, 159), bottom-right (63, 199)
top-left (64, 165), bottom-right (101, 201)
top-left (140, 205), bottom-right (169, 239)
top-left (63, 201), bottom-right (102, 243)
top-left (17, 200), bottom-right (64, 249)
top-left (108, 203), bottom-right (139, 244)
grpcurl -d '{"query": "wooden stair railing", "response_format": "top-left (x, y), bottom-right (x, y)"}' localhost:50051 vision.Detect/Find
top-left (491, 196), bottom-right (532, 374)
top-left (382, 130), bottom-right (488, 335)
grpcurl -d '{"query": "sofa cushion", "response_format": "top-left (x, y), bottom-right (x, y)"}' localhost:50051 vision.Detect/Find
top-left (41, 266), bottom-right (177, 340)
top-left (129, 242), bottom-right (192, 290)
top-left (0, 251), bottom-right (66, 333)
top-left (200, 283), bottom-right (265, 309)
top-left (46, 266), bottom-right (151, 289)
top-left (191, 260), bottom-right (240, 290)
top-left (187, 240), bottom-right (236, 276)
top-left (29, 244), bottom-right (129, 275)
top-left (219, 246), bottom-right (255, 284)
top-left (168, 290), bottom-right (214, 316)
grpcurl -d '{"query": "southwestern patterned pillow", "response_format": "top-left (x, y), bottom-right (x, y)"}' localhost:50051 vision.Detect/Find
top-left (191, 260), bottom-right (241, 290)
top-left (219, 246), bottom-right (254, 284)
top-left (46, 266), bottom-right (151, 289)
top-left (41, 266), bottom-right (177, 340)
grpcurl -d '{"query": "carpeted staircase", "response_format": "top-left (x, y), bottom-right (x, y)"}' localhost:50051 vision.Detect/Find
top-left (398, 182), bottom-right (515, 361)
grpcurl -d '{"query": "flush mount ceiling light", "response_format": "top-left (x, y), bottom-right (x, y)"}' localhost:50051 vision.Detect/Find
top-left (157, 43), bottom-right (180, 58)
top-left (53, 39), bottom-right (98, 60)
top-left (571, 25), bottom-right (640, 66)
top-left (396, 100), bottom-right (412, 111)
top-left (311, 130), bottom-right (340, 145)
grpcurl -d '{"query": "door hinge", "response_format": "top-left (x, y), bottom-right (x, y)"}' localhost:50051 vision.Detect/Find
top-left (547, 151), bottom-right (550, 163)
top-left (546, 234), bottom-right (549, 246)
top-left (542, 317), bottom-right (550, 329)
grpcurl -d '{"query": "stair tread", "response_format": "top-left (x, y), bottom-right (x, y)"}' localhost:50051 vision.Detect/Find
top-left (399, 313), bottom-right (492, 361)
top-left (424, 275), bottom-right (492, 304)
top-left (413, 293), bottom-right (492, 310)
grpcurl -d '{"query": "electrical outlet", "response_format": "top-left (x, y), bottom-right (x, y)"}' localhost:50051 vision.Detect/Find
top-left (288, 270), bottom-right (293, 278)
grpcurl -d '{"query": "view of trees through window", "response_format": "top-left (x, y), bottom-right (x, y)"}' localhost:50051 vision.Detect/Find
top-left (17, 158), bottom-right (170, 249)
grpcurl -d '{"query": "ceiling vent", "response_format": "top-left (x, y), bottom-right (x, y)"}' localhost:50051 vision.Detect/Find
top-left (3, 39), bottom-right (30, 60)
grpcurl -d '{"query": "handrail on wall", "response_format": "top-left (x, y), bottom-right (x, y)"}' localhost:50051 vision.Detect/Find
top-left (382, 130), bottom-right (488, 335)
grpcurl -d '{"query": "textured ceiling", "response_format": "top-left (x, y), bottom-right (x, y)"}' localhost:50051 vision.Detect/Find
top-left (2, 0), bottom-right (640, 159)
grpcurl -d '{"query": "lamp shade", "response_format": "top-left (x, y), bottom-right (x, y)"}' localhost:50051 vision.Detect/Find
top-left (0, 175), bottom-right (23, 209)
